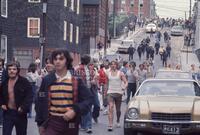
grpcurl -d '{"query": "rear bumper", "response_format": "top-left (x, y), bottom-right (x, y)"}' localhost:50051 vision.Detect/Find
top-left (124, 119), bottom-right (200, 134)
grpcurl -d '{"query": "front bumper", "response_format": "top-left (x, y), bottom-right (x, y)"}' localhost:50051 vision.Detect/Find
top-left (124, 119), bottom-right (200, 134)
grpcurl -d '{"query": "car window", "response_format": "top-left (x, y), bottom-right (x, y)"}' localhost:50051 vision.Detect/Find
top-left (137, 81), bottom-right (200, 97)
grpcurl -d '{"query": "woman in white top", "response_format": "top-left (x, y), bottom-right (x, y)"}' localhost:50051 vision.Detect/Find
top-left (106, 61), bottom-right (128, 131)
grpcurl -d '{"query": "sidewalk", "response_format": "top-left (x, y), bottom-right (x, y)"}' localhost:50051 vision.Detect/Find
top-left (180, 46), bottom-right (200, 71)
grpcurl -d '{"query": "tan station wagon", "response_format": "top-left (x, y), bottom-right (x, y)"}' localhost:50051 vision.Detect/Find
top-left (124, 79), bottom-right (200, 135)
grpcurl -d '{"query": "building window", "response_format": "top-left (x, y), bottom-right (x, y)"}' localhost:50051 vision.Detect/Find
top-left (76, 26), bottom-right (79, 44)
top-left (64, 0), bottom-right (68, 7)
top-left (70, 23), bottom-right (73, 43)
top-left (1, 0), bottom-right (7, 18)
top-left (27, 18), bottom-right (40, 38)
top-left (0, 35), bottom-right (7, 63)
top-left (28, 0), bottom-right (41, 3)
top-left (64, 21), bottom-right (67, 41)
top-left (71, 0), bottom-right (74, 11)
top-left (77, 0), bottom-right (80, 14)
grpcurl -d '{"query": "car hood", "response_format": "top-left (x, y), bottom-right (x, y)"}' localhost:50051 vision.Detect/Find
top-left (129, 96), bottom-right (200, 114)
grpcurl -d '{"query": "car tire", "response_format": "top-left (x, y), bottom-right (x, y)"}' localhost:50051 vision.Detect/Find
top-left (124, 129), bottom-right (138, 135)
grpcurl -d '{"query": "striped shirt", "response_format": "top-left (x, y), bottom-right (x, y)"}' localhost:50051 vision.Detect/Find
top-left (49, 71), bottom-right (74, 116)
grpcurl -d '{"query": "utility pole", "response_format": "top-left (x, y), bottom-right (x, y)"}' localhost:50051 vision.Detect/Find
top-left (113, 0), bottom-right (116, 38)
top-left (104, 0), bottom-right (109, 55)
top-left (187, 0), bottom-right (192, 64)
top-left (185, 11), bottom-right (187, 21)
top-left (40, 0), bottom-right (47, 68)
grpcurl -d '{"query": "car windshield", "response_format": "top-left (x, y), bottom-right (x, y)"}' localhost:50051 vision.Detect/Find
top-left (137, 81), bottom-right (200, 97)
top-left (173, 26), bottom-right (183, 30)
top-left (148, 24), bottom-right (155, 27)
top-left (156, 72), bottom-right (191, 79)
top-left (104, 55), bottom-right (119, 61)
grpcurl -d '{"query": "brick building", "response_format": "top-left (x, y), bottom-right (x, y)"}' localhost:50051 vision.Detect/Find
top-left (109, 0), bottom-right (156, 19)
top-left (82, 0), bottom-right (108, 55)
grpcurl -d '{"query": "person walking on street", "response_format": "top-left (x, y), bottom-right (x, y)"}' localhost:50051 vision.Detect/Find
top-left (138, 64), bottom-right (147, 86)
top-left (0, 58), bottom-right (7, 128)
top-left (98, 64), bottom-right (108, 115)
top-left (26, 63), bottom-right (40, 118)
top-left (126, 61), bottom-right (138, 104)
top-left (106, 61), bottom-right (128, 131)
top-left (155, 41), bottom-right (160, 55)
top-left (166, 44), bottom-right (172, 58)
top-left (137, 45), bottom-right (142, 60)
top-left (159, 46), bottom-right (164, 60)
top-left (75, 55), bottom-right (96, 134)
top-left (128, 45), bottom-right (135, 61)
top-left (88, 62), bottom-right (100, 125)
top-left (0, 62), bottom-right (33, 135)
top-left (162, 50), bottom-right (168, 67)
top-left (35, 50), bottom-right (93, 135)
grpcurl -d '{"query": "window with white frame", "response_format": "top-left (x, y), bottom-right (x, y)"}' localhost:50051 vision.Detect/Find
top-left (76, 26), bottom-right (79, 44)
top-left (1, 0), bottom-right (7, 18)
top-left (27, 18), bottom-right (40, 38)
top-left (70, 23), bottom-right (73, 43)
top-left (64, 21), bottom-right (67, 41)
top-left (70, 0), bottom-right (74, 11)
top-left (1, 35), bottom-right (7, 63)
top-left (28, 0), bottom-right (41, 3)
top-left (64, 0), bottom-right (68, 7)
top-left (77, 0), bottom-right (80, 14)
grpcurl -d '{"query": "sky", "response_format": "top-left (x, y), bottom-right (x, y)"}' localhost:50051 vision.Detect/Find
top-left (155, 0), bottom-right (195, 19)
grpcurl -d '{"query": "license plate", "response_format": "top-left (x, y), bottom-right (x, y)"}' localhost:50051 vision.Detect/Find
top-left (162, 125), bottom-right (180, 135)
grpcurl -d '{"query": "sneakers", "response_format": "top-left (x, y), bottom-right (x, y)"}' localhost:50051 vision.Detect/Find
top-left (107, 126), bottom-right (113, 132)
top-left (86, 128), bottom-right (92, 134)
top-left (103, 109), bottom-right (108, 115)
top-left (116, 122), bottom-right (121, 128)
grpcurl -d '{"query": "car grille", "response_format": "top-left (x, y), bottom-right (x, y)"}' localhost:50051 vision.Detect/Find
top-left (151, 113), bottom-right (191, 121)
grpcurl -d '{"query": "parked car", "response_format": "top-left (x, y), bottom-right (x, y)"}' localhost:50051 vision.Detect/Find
top-left (124, 79), bottom-right (200, 135)
top-left (145, 23), bottom-right (157, 33)
top-left (117, 40), bottom-right (135, 54)
top-left (171, 25), bottom-right (184, 36)
top-left (155, 69), bottom-right (192, 79)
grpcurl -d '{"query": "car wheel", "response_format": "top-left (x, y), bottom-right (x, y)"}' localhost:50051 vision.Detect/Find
top-left (124, 129), bottom-right (138, 135)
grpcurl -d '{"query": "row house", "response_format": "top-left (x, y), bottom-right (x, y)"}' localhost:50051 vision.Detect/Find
top-left (10, 0), bottom-right (81, 68)
top-left (0, 0), bottom-right (12, 63)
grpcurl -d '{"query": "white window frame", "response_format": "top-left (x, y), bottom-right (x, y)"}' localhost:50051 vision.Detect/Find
top-left (27, 17), bottom-right (40, 38)
top-left (77, 0), bottom-right (80, 14)
top-left (76, 26), bottom-right (79, 44)
top-left (70, 23), bottom-right (73, 43)
top-left (28, 0), bottom-right (41, 3)
top-left (1, 35), bottom-right (7, 63)
top-left (1, 0), bottom-right (7, 18)
top-left (64, 21), bottom-right (67, 41)
top-left (64, 0), bottom-right (68, 7)
top-left (71, 0), bottom-right (74, 11)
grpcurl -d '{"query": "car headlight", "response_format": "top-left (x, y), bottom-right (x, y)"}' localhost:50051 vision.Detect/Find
top-left (127, 108), bottom-right (139, 119)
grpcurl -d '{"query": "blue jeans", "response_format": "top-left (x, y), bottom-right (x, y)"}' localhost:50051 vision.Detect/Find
top-left (92, 91), bottom-right (100, 119)
top-left (3, 109), bottom-right (27, 135)
top-left (81, 107), bottom-right (92, 129)
top-left (0, 108), bottom-right (2, 125)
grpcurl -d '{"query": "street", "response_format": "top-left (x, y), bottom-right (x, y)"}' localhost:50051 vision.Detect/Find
top-left (0, 27), bottom-right (188, 135)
